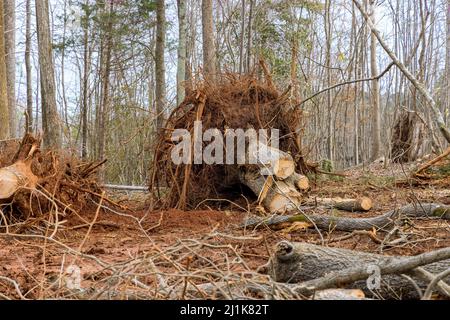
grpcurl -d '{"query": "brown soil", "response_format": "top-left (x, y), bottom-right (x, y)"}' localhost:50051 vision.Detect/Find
top-left (0, 164), bottom-right (449, 300)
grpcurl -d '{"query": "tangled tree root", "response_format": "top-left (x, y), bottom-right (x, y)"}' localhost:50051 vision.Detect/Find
top-left (0, 133), bottom-right (106, 230)
top-left (149, 72), bottom-right (314, 211)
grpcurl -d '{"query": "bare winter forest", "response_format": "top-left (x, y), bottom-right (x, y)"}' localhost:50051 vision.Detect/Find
top-left (0, 0), bottom-right (449, 301)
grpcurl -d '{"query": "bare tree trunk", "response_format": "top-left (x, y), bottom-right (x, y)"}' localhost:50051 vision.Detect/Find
top-left (98, 2), bottom-right (113, 170)
top-left (0, 2), bottom-right (10, 139)
top-left (176, 0), bottom-right (187, 106)
top-left (35, 0), bottom-right (62, 148)
top-left (155, 0), bottom-right (166, 130)
top-left (202, 0), bottom-right (217, 80)
top-left (353, 0), bottom-right (450, 145)
top-left (239, 0), bottom-right (245, 74)
top-left (25, 0), bottom-right (32, 133)
top-left (246, 0), bottom-right (254, 72)
top-left (4, 0), bottom-right (16, 137)
top-left (369, 0), bottom-right (381, 160)
top-left (446, 0), bottom-right (450, 125)
top-left (81, 0), bottom-right (90, 159)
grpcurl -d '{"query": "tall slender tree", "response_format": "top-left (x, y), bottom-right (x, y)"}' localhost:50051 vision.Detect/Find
top-left (446, 0), bottom-right (450, 124)
top-left (4, 0), bottom-right (16, 136)
top-left (155, 0), bottom-right (166, 129)
top-left (177, 0), bottom-right (187, 106)
top-left (35, 0), bottom-right (62, 148)
top-left (25, 0), bottom-right (32, 132)
top-left (369, 0), bottom-right (381, 160)
top-left (0, 2), bottom-right (10, 139)
top-left (81, 0), bottom-right (90, 159)
top-left (202, 0), bottom-right (216, 80)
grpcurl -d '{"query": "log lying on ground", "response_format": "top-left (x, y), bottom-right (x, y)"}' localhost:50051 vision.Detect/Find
top-left (310, 196), bottom-right (372, 212)
top-left (239, 169), bottom-right (302, 213)
top-left (261, 241), bottom-right (450, 299)
top-left (242, 203), bottom-right (450, 231)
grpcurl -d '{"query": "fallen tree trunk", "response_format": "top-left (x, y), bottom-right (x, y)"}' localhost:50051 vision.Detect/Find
top-left (242, 203), bottom-right (450, 231)
top-left (262, 241), bottom-right (450, 299)
top-left (310, 196), bottom-right (373, 212)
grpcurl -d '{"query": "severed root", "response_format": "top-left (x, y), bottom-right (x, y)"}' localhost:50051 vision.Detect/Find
top-left (262, 241), bottom-right (450, 299)
top-left (242, 203), bottom-right (450, 231)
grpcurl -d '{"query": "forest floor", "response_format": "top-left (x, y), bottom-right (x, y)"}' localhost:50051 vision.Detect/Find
top-left (0, 161), bottom-right (449, 300)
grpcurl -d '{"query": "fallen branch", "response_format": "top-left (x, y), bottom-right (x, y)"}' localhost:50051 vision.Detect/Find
top-left (242, 203), bottom-right (450, 231)
top-left (415, 146), bottom-right (450, 175)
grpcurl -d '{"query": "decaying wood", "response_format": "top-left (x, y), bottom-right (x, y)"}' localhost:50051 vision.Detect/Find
top-left (310, 196), bottom-right (372, 212)
top-left (262, 241), bottom-right (450, 299)
top-left (242, 203), bottom-right (450, 231)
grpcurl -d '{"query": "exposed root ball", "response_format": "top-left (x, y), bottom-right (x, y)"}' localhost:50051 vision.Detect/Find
top-left (149, 73), bottom-right (312, 210)
top-left (0, 134), bottom-right (105, 228)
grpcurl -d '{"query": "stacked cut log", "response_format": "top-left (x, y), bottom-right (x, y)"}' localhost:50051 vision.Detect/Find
top-left (238, 140), bottom-right (309, 213)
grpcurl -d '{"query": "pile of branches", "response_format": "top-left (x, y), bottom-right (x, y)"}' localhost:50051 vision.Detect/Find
top-left (149, 71), bottom-right (311, 210)
top-left (0, 133), bottom-right (106, 230)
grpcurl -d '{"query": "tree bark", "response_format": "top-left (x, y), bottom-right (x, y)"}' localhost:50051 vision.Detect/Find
top-left (263, 241), bottom-right (450, 299)
top-left (4, 0), bottom-right (16, 137)
top-left (242, 203), bottom-right (450, 231)
top-left (0, 2), bottom-right (9, 139)
top-left (25, 0), bottom-right (32, 133)
top-left (97, 1), bottom-right (113, 172)
top-left (368, 0), bottom-right (381, 160)
top-left (81, 0), bottom-right (90, 159)
top-left (177, 0), bottom-right (187, 106)
top-left (35, 0), bottom-right (62, 148)
top-left (155, 0), bottom-right (166, 130)
top-left (202, 0), bottom-right (217, 80)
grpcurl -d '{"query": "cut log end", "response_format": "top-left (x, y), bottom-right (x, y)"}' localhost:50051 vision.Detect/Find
top-left (0, 161), bottom-right (38, 200)
top-left (273, 159), bottom-right (295, 180)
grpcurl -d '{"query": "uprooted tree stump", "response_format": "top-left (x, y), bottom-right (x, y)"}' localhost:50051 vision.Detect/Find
top-left (149, 72), bottom-right (314, 213)
top-left (260, 241), bottom-right (450, 299)
top-left (0, 133), bottom-right (106, 227)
